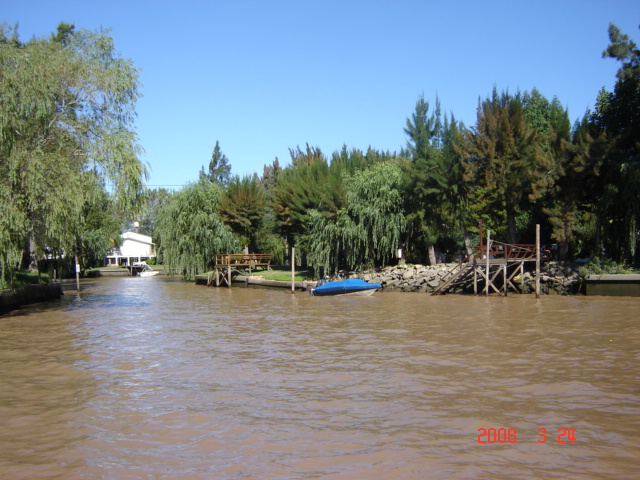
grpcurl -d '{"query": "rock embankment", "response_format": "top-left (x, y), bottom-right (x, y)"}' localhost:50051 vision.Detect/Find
top-left (338, 261), bottom-right (582, 295)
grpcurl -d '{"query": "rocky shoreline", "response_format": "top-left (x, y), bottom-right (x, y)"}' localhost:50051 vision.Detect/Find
top-left (337, 261), bottom-right (583, 295)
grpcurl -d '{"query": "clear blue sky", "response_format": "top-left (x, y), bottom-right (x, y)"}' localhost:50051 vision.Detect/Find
top-left (4, 1), bottom-right (639, 189)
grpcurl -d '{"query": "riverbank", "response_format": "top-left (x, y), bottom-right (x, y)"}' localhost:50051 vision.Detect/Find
top-left (0, 282), bottom-right (64, 315)
top-left (88, 266), bottom-right (166, 277)
top-left (345, 261), bottom-right (583, 295)
top-left (195, 261), bottom-right (584, 295)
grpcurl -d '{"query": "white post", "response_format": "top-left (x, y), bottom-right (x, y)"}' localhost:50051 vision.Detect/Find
top-left (75, 253), bottom-right (80, 293)
top-left (291, 247), bottom-right (296, 294)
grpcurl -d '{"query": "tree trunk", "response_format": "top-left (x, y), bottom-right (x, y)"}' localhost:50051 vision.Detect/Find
top-left (427, 242), bottom-right (437, 265)
top-left (558, 241), bottom-right (569, 261)
top-left (464, 232), bottom-right (473, 256)
top-left (28, 234), bottom-right (38, 273)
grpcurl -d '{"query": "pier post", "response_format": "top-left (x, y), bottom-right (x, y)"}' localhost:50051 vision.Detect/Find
top-left (485, 230), bottom-right (491, 296)
top-left (75, 253), bottom-right (80, 292)
top-left (535, 224), bottom-right (540, 299)
top-left (473, 257), bottom-right (478, 295)
top-left (291, 247), bottom-right (295, 294)
top-left (503, 263), bottom-right (507, 296)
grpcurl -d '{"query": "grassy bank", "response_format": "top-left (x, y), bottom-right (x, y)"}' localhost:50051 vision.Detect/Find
top-left (1, 271), bottom-right (52, 290)
top-left (243, 266), bottom-right (316, 282)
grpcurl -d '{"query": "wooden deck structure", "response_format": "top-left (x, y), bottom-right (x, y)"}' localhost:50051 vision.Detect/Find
top-left (208, 254), bottom-right (272, 287)
top-left (432, 224), bottom-right (544, 296)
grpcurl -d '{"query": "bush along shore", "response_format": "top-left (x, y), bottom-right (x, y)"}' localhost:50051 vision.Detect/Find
top-left (333, 261), bottom-right (583, 295)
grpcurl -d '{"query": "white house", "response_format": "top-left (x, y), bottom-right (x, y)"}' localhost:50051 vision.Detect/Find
top-left (105, 231), bottom-right (156, 266)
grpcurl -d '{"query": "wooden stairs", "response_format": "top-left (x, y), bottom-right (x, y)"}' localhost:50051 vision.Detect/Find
top-left (432, 241), bottom-right (541, 296)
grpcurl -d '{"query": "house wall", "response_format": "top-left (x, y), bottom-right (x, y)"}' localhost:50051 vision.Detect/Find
top-left (105, 231), bottom-right (156, 266)
top-left (120, 239), bottom-right (154, 258)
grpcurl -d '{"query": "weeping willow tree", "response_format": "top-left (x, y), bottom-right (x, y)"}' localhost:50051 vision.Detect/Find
top-left (306, 162), bottom-right (406, 276)
top-left (155, 179), bottom-right (238, 280)
top-left (0, 23), bottom-right (147, 286)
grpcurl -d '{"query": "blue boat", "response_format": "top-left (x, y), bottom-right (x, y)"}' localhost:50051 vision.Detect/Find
top-left (309, 278), bottom-right (382, 296)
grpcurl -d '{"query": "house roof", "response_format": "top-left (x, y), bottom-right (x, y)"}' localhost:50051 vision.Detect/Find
top-left (121, 231), bottom-right (155, 245)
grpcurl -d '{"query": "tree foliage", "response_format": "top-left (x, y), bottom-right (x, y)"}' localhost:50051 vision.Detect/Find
top-left (404, 96), bottom-right (469, 264)
top-left (270, 145), bottom-right (345, 246)
top-left (458, 89), bottom-right (550, 244)
top-left (218, 175), bottom-right (266, 251)
top-left (201, 140), bottom-right (232, 186)
top-left (0, 23), bottom-right (147, 285)
top-left (589, 24), bottom-right (640, 264)
top-left (306, 161), bottom-right (406, 275)
top-left (155, 179), bottom-right (238, 280)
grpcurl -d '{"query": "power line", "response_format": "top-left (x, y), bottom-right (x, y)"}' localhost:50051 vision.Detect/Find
top-left (105, 184), bottom-right (186, 187)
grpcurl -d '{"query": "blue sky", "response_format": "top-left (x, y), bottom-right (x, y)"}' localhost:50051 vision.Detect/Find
top-left (4, 1), bottom-right (639, 189)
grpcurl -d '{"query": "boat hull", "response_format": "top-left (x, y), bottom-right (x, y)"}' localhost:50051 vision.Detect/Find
top-left (138, 271), bottom-right (159, 277)
top-left (309, 278), bottom-right (381, 296)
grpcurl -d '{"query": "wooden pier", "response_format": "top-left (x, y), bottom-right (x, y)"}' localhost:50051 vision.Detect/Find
top-left (433, 224), bottom-right (545, 296)
top-left (207, 254), bottom-right (272, 287)
top-left (432, 242), bottom-right (538, 295)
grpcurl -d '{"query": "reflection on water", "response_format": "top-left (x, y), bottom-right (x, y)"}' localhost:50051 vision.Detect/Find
top-left (1, 277), bottom-right (639, 479)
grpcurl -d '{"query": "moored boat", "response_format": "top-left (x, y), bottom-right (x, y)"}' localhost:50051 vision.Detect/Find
top-left (133, 261), bottom-right (160, 277)
top-left (309, 278), bottom-right (381, 296)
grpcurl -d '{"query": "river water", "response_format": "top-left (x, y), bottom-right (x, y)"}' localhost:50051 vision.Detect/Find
top-left (0, 276), bottom-right (638, 479)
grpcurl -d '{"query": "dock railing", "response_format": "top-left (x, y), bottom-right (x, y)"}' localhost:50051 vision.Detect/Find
top-left (215, 253), bottom-right (272, 270)
top-left (477, 242), bottom-right (538, 261)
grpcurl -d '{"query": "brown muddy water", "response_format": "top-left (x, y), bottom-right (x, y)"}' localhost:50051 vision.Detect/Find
top-left (0, 276), bottom-right (638, 480)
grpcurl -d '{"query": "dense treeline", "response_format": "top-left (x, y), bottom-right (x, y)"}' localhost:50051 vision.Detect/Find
top-left (1, 22), bottom-right (638, 285)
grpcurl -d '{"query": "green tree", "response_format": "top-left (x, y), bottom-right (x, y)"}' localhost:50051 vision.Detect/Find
top-left (404, 95), bottom-right (468, 264)
top-left (0, 23), bottom-right (147, 286)
top-left (459, 88), bottom-right (549, 244)
top-left (136, 188), bottom-right (172, 238)
top-left (589, 24), bottom-right (640, 265)
top-left (219, 175), bottom-right (267, 251)
top-left (306, 161), bottom-right (406, 276)
top-left (77, 173), bottom-right (125, 269)
top-left (270, 145), bottom-right (344, 250)
top-left (260, 157), bottom-right (282, 193)
top-left (201, 140), bottom-right (231, 186)
top-left (521, 88), bottom-right (606, 260)
top-left (155, 179), bottom-right (238, 280)
top-left (329, 145), bottom-right (392, 175)
top-left (543, 114), bottom-right (605, 259)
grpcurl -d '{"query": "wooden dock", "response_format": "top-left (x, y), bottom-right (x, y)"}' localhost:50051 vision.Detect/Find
top-left (206, 253), bottom-right (273, 287)
top-left (432, 242), bottom-right (539, 295)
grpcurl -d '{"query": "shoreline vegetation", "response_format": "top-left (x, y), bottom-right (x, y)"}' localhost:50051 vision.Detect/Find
top-left (3, 24), bottom-right (639, 292)
top-left (197, 262), bottom-right (588, 295)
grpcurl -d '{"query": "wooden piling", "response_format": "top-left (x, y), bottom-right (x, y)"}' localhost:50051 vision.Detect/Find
top-left (485, 230), bottom-right (491, 296)
top-left (535, 224), bottom-right (541, 299)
